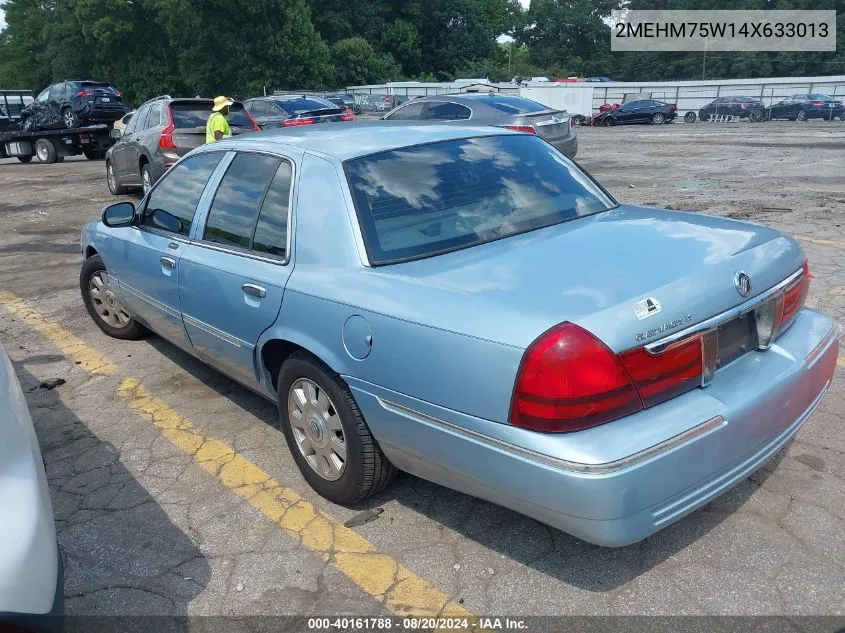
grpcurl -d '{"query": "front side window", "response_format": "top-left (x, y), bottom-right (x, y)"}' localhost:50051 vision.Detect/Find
top-left (36, 88), bottom-right (50, 103)
top-left (142, 152), bottom-right (224, 236)
top-left (48, 83), bottom-right (64, 102)
top-left (130, 106), bottom-right (149, 134)
top-left (203, 153), bottom-right (282, 249)
top-left (345, 134), bottom-right (616, 265)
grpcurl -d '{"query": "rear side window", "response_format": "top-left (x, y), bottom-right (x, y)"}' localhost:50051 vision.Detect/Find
top-left (204, 153), bottom-right (282, 249)
top-left (479, 96), bottom-right (546, 115)
top-left (426, 102), bottom-right (471, 121)
top-left (142, 152), bottom-right (224, 236)
top-left (386, 102), bottom-right (424, 120)
top-left (145, 102), bottom-right (162, 129)
top-left (252, 163), bottom-right (293, 259)
top-left (345, 135), bottom-right (616, 265)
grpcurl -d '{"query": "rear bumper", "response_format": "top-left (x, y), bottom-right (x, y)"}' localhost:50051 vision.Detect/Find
top-left (352, 309), bottom-right (838, 547)
top-left (549, 134), bottom-right (578, 159)
top-left (807, 108), bottom-right (844, 119)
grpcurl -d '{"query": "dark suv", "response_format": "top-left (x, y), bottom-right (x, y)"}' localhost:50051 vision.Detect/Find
top-left (244, 95), bottom-right (352, 129)
top-left (21, 80), bottom-right (127, 131)
top-left (106, 96), bottom-right (260, 195)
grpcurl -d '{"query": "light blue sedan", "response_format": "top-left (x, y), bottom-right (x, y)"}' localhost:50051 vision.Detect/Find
top-left (80, 123), bottom-right (838, 547)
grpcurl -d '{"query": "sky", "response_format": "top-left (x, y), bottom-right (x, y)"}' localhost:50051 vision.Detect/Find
top-left (0, 1), bottom-right (530, 34)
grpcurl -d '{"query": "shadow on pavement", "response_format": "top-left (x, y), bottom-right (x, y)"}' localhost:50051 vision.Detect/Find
top-left (13, 362), bottom-right (211, 618)
top-left (140, 334), bottom-right (779, 592)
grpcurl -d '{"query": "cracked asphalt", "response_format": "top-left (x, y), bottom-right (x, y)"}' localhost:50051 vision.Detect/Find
top-left (0, 120), bottom-right (843, 620)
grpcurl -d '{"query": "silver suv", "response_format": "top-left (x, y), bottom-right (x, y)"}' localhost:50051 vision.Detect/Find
top-left (105, 96), bottom-right (259, 195)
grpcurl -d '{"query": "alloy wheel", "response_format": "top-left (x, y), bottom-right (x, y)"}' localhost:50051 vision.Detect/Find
top-left (88, 271), bottom-right (131, 329)
top-left (287, 378), bottom-right (347, 481)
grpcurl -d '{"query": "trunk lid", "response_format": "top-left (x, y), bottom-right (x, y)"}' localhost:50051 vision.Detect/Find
top-left (374, 205), bottom-right (803, 352)
top-left (169, 101), bottom-right (254, 156)
top-left (517, 109), bottom-right (571, 141)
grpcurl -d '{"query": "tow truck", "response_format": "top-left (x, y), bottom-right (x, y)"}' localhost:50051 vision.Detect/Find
top-left (0, 89), bottom-right (115, 164)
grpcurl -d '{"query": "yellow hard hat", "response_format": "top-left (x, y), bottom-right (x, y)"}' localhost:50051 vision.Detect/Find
top-left (212, 96), bottom-right (234, 111)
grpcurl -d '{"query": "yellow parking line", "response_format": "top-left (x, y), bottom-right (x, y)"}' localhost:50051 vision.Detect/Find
top-left (795, 235), bottom-right (845, 248)
top-left (0, 293), bottom-right (473, 621)
top-left (0, 291), bottom-right (116, 374)
top-left (116, 377), bottom-right (471, 618)
top-left (837, 356), bottom-right (845, 368)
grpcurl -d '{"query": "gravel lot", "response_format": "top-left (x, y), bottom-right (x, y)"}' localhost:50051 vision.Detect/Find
top-left (0, 120), bottom-right (843, 622)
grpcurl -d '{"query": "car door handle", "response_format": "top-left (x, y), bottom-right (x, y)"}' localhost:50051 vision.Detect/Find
top-left (160, 256), bottom-right (176, 269)
top-left (242, 283), bottom-right (266, 298)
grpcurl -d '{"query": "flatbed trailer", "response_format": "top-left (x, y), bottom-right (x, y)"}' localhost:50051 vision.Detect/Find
top-left (0, 124), bottom-right (114, 164)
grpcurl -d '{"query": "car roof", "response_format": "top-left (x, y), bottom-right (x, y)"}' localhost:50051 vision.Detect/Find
top-left (205, 121), bottom-right (517, 161)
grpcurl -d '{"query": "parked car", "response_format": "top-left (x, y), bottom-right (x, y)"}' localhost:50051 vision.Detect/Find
top-left (0, 90), bottom-right (34, 131)
top-left (382, 93), bottom-right (577, 158)
top-left (323, 93), bottom-right (361, 115)
top-left (692, 96), bottom-right (766, 122)
top-left (106, 96), bottom-right (260, 195)
top-left (20, 80), bottom-right (127, 131)
top-left (0, 343), bottom-right (64, 630)
top-left (244, 95), bottom-right (353, 129)
top-left (767, 94), bottom-right (845, 121)
top-left (592, 99), bottom-right (677, 125)
top-left (79, 123), bottom-right (837, 547)
top-left (113, 110), bottom-right (135, 135)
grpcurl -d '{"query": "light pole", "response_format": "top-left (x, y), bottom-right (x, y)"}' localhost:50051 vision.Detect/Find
top-left (702, 40), bottom-right (709, 80)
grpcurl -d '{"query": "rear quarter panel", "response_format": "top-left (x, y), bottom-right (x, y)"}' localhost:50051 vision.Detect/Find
top-left (257, 151), bottom-right (522, 425)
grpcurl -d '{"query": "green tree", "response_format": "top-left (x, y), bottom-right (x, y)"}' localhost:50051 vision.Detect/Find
top-left (330, 37), bottom-right (401, 87)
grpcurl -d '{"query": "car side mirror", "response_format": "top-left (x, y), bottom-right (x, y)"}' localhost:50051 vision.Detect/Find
top-left (110, 128), bottom-right (122, 139)
top-left (102, 201), bottom-right (136, 227)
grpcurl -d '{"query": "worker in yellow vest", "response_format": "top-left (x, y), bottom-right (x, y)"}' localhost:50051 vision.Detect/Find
top-left (206, 96), bottom-right (233, 143)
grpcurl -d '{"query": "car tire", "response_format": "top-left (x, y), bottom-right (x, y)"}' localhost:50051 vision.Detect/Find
top-left (34, 138), bottom-right (57, 164)
top-left (749, 110), bottom-right (764, 123)
top-left (106, 160), bottom-right (128, 195)
top-left (62, 108), bottom-right (80, 129)
top-left (17, 155), bottom-right (33, 163)
top-left (684, 111), bottom-right (696, 123)
top-left (80, 255), bottom-right (146, 340)
top-left (141, 163), bottom-right (153, 195)
top-left (652, 113), bottom-right (666, 124)
top-left (277, 351), bottom-right (397, 504)
top-left (796, 111), bottom-right (807, 121)
top-left (21, 116), bottom-right (35, 132)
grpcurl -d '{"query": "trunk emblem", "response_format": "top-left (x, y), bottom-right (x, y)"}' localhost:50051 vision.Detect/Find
top-left (634, 297), bottom-right (662, 320)
top-left (734, 272), bottom-right (752, 297)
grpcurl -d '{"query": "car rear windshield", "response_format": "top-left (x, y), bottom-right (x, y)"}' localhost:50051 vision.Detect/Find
top-left (475, 96), bottom-right (547, 115)
top-left (345, 134), bottom-right (616, 265)
top-left (78, 82), bottom-right (117, 93)
top-left (276, 98), bottom-right (338, 114)
top-left (170, 102), bottom-right (251, 129)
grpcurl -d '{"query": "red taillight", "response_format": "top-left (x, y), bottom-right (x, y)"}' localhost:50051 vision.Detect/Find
top-left (502, 125), bottom-right (537, 134)
top-left (77, 90), bottom-right (95, 97)
top-left (619, 338), bottom-right (703, 409)
top-left (341, 112), bottom-right (354, 122)
top-left (570, 117), bottom-right (575, 129)
top-left (810, 101), bottom-right (825, 107)
top-left (510, 323), bottom-right (643, 432)
top-left (283, 117), bottom-right (315, 127)
top-left (778, 259), bottom-right (810, 331)
top-left (159, 106), bottom-right (176, 151)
